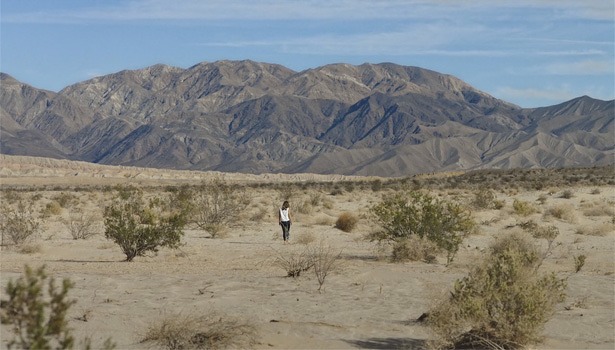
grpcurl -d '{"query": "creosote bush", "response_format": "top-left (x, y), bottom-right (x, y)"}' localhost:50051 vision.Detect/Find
top-left (1, 265), bottom-right (75, 349)
top-left (103, 188), bottom-right (186, 262)
top-left (513, 199), bottom-right (537, 217)
top-left (142, 312), bottom-right (258, 350)
top-left (428, 232), bottom-right (566, 349)
top-left (0, 200), bottom-right (41, 247)
top-left (190, 178), bottom-right (249, 238)
top-left (335, 212), bottom-right (358, 232)
top-left (370, 191), bottom-right (475, 264)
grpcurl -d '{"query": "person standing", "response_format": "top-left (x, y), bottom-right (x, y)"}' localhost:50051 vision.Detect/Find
top-left (279, 201), bottom-right (291, 243)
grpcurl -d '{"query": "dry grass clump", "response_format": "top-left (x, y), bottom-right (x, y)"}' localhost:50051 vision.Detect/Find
top-left (428, 232), bottom-right (566, 349)
top-left (142, 312), bottom-right (258, 350)
top-left (335, 212), bottom-right (359, 232)
top-left (390, 236), bottom-right (439, 263)
top-left (581, 201), bottom-right (615, 217)
top-left (544, 203), bottom-right (577, 223)
top-left (575, 223), bottom-right (613, 237)
top-left (512, 199), bottom-right (537, 217)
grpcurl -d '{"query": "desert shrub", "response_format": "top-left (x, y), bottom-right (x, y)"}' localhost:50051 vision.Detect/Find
top-left (559, 190), bottom-right (574, 199)
top-left (335, 212), bottom-right (358, 232)
top-left (42, 201), bottom-right (63, 217)
top-left (1, 190), bottom-right (21, 204)
top-left (544, 204), bottom-right (577, 223)
top-left (62, 211), bottom-right (100, 240)
top-left (17, 243), bottom-right (43, 255)
top-left (1, 265), bottom-right (75, 349)
top-left (536, 194), bottom-right (548, 205)
top-left (0, 200), bottom-right (41, 246)
top-left (512, 199), bottom-right (536, 216)
top-left (370, 191), bottom-right (475, 264)
top-left (574, 254), bottom-right (586, 273)
top-left (575, 223), bottom-right (613, 237)
top-left (191, 178), bottom-right (248, 238)
top-left (581, 201), bottom-right (615, 217)
top-left (428, 232), bottom-right (567, 349)
top-left (273, 246), bottom-right (314, 277)
top-left (103, 190), bottom-right (186, 262)
top-left (390, 236), bottom-right (440, 263)
top-left (52, 192), bottom-right (78, 208)
top-left (142, 312), bottom-right (258, 350)
top-left (590, 188), bottom-right (601, 195)
top-left (472, 188), bottom-right (497, 209)
top-left (309, 239), bottom-right (342, 292)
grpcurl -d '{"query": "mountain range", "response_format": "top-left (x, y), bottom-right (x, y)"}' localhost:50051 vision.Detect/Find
top-left (1, 60), bottom-right (613, 177)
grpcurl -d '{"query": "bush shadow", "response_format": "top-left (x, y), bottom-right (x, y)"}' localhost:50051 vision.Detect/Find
top-left (344, 337), bottom-right (427, 349)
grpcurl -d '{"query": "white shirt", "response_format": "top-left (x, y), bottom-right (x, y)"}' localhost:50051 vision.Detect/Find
top-left (279, 208), bottom-right (290, 222)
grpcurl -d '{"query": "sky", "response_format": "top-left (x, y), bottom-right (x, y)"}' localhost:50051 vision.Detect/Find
top-left (1, 0), bottom-right (613, 108)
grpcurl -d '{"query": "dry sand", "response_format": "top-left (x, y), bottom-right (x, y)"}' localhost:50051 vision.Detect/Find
top-left (1, 156), bottom-right (614, 349)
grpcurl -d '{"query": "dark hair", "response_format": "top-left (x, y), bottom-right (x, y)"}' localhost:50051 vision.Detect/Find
top-left (282, 201), bottom-right (290, 209)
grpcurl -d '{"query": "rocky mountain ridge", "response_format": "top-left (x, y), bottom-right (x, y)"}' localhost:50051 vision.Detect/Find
top-left (1, 61), bottom-right (613, 176)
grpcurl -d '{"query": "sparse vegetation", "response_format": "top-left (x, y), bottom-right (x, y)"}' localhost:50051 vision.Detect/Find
top-left (142, 312), bottom-right (258, 350)
top-left (428, 232), bottom-right (567, 349)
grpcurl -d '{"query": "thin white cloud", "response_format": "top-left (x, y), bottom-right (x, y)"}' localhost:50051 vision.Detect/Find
top-left (544, 60), bottom-right (615, 75)
top-left (496, 86), bottom-right (578, 105)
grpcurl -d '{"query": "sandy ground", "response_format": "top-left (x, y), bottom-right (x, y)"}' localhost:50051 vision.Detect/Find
top-left (0, 161), bottom-right (614, 349)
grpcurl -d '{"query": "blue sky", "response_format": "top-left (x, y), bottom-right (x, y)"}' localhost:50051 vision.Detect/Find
top-left (1, 0), bottom-right (613, 108)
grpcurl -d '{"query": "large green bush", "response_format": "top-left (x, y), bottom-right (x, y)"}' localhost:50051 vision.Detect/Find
top-left (104, 189), bottom-right (186, 262)
top-left (428, 232), bottom-right (567, 349)
top-left (370, 191), bottom-right (474, 264)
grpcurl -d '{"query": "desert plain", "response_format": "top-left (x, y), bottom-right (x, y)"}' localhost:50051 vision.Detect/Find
top-left (0, 155), bottom-right (614, 349)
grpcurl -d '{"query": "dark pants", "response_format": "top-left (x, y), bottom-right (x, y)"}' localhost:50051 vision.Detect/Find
top-left (280, 221), bottom-right (291, 241)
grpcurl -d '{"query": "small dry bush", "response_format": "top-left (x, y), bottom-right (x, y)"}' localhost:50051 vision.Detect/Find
top-left (575, 223), bottom-right (613, 237)
top-left (559, 190), bottom-right (574, 199)
top-left (512, 199), bottom-right (537, 217)
top-left (428, 232), bottom-right (566, 349)
top-left (335, 212), bottom-right (358, 232)
top-left (472, 189), bottom-right (503, 210)
top-left (42, 201), bottom-right (63, 217)
top-left (62, 211), bottom-right (100, 240)
top-left (544, 203), bottom-right (577, 223)
top-left (142, 312), bottom-right (258, 350)
top-left (273, 246), bottom-right (314, 277)
top-left (309, 239), bottom-right (343, 292)
top-left (581, 201), bottom-right (615, 217)
top-left (0, 200), bottom-right (41, 246)
top-left (17, 243), bottom-right (42, 255)
top-left (390, 236), bottom-right (439, 263)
